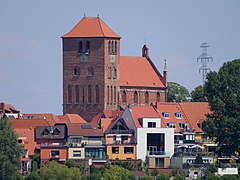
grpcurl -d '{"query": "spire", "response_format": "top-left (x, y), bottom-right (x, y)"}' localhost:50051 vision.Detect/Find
top-left (164, 59), bottom-right (168, 71)
top-left (142, 44), bottom-right (149, 58)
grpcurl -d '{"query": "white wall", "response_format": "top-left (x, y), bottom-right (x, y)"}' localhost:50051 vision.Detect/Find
top-left (142, 117), bottom-right (161, 128)
top-left (137, 128), bottom-right (174, 161)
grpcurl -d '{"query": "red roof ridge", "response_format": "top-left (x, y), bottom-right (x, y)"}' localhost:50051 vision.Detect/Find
top-left (97, 18), bottom-right (105, 37)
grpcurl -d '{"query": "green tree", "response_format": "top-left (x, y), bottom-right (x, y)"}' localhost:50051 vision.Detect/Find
top-left (206, 174), bottom-right (220, 180)
top-left (204, 59), bottom-right (240, 156)
top-left (0, 117), bottom-right (22, 179)
top-left (167, 82), bottom-right (190, 102)
top-left (191, 85), bottom-right (207, 102)
top-left (39, 161), bottom-right (81, 180)
top-left (156, 174), bottom-right (170, 180)
top-left (103, 165), bottom-right (132, 180)
top-left (195, 154), bottom-right (203, 164)
top-left (25, 172), bottom-right (40, 180)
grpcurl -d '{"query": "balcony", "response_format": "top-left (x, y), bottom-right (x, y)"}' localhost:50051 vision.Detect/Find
top-left (40, 142), bottom-right (66, 147)
top-left (173, 152), bottom-right (216, 157)
top-left (108, 129), bottom-right (134, 134)
top-left (147, 151), bottom-right (171, 157)
top-left (105, 140), bottom-right (136, 145)
top-left (180, 128), bottom-right (195, 134)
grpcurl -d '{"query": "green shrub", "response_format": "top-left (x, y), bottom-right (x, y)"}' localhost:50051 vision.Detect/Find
top-left (221, 174), bottom-right (240, 180)
top-left (156, 174), bottom-right (170, 180)
top-left (25, 172), bottom-right (40, 180)
top-left (206, 173), bottom-right (220, 180)
top-left (151, 169), bottom-right (159, 176)
top-left (173, 175), bottom-right (185, 180)
top-left (138, 176), bottom-right (152, 180)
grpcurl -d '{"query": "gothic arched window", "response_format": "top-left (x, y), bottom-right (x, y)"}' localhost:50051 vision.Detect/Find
top-left (107, 86), bottom-right (110, 103)
top-left (114, 86), bottom-right (116, 102)
top-left (111, 86), bottom-right (113, 103)
top-left (68, 85), bottom-right (72, 103)
top-left (82, 87), bottom-right (85, 104)
top-left (78, 41), bottom-right (83, 53)
top-left (145, 92), bottom-right (149, 104)
top-left (122, 91), bottom-right (127, 103)
top-left (108, 41), bottom-right (111, 54)
top-left (95, 85), bottom-right (99, 103)
top-left (75, 85), bottom-right (79, 103)
top-left (114, 41), bottom-right (117, 54)
top-left (88, 85), bottom-right (92, 103)
top-left (134, 91), bottom-right (138, 104)
top-left (86, 41), bottom-right (90, 53)
top-left (157, 92), bottom-right (160, 102)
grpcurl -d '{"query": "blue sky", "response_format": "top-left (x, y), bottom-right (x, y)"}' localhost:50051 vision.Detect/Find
top-left (0, 1), bottom-right (239, 114)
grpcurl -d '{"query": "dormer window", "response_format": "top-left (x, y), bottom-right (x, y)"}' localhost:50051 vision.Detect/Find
top-left (162, 112), bottom-right (170, 119)
top-left (42, 128), bottom-right (50, 135)
top-left (148, 122), bottom-right (156, 128)
top-left (53, 128), bottom-right (61, 135)
top-left (174, 112), bottom-right (182, 119)
top-left (167, 122), bottom-right (176, 129)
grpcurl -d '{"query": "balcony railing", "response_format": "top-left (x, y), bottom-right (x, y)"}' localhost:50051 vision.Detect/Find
top-left (180, 128), bottom-right (195, 133)
top-left (108, 129), bottom-right (134, 134)
top-left (147, 151), bottom-right (171, 157)
top-left (173, 152), bottom-right (216, 157)
top-left (40, 142), bottom-right (66, 147)
top-left (105, 140), bottom-right (136, 145)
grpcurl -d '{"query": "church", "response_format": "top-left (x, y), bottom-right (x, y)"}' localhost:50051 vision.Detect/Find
top-left (62, 16), bottom-right (168, 121)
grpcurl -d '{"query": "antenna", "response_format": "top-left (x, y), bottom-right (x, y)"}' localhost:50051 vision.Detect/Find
top-left (144, 36), bottom-right (147, 45)
top-left (197, 42), bottom-right (213, 83)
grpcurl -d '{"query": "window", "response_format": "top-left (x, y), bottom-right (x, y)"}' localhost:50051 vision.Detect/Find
top-left (95, 85), bottom-right (99, 103)
top-left (134, 91), bottom-right (138, 104)
top-left (111, 86), bottom-right (113, 103)
top-left (112, 41), bottom-right (115, 55)
top-left (148, 122), bottom-right (156, 128)
top-left (82, 87), bottom-right (85, 104)
top-left (73, 150), bottom-right (81, 157)
top-left (108, 67), bottom-right (111, 78)
top-left (51, 150), bottom-right (60, 158)
top-left (175, 112), bottom-right (182, 119)
top-left (114, 86), bottom-right (116, 103)
top-left (108, 41), bottom-right (111, 54)
top-left (73, 66), bottom-right (80, 76)
top-left (75, 85), bottom-right (79, 103)
top-left (78, 41), bottom-right (83, 53)
top-left (68, 85), bottom-right (72, 103)
top-left (124, 147), bottom-right (134, 154)
top-left (156, 92), bottom-right (160, 102)
top-left (88, 85), bottom-right (92, 103)
top-left (107, 86), bottom-right (110, 103)
top-left (114, 41), bottom-right (117, 54)
top-left (111, 41), bottom-right (114, 54)
top-left (87, 67), bottom-right (94, 77)
top-left (112, 147), bottom-right (119, 154)
top-left (167, 122), bottom-right (176, 128)
top-left (155, 158), bottom-right (164, 168)
top-left (145, 92), bottom-right (149, 104)
top-left (86, 41), bottom-right (90, 54)
top-left (122, 91), bottom-right (127, 103)
top-left (162, 112), bottom-right (170, 119)
top-left (113, 67), bottom-right (117, 79)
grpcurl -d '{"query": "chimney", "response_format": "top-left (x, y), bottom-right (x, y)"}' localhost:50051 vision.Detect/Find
top-left (163, 59), bottom-right (168, 87)
top-left (142, 45), bottom-right (149, 58)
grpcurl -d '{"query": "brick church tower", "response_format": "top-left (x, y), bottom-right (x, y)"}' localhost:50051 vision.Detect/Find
top-left (62, 17), bottom-right (121, 121)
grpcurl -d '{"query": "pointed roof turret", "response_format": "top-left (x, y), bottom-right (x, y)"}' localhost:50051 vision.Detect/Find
top-left (63, 17), bottom-right (121, 38)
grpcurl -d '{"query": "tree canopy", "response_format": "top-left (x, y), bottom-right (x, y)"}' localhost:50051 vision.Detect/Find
top-left (191, 85), bottom-right (207, 102)
top-left (39, 161), bottom-right (82, 180)
top-left (0, 117), bottom-right (22, 179)
top-left (103, 165), bottom-right (133, 180)
top-left (167, 82), bottom-right (190, 102)
top-left (204, 59), bottom-right (240, 156)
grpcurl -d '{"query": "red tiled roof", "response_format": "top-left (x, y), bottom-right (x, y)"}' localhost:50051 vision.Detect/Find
top-left (120, 56), bottom-right (165, 88)
top-left (155, 102), bottom-right (189, 132)
top-left (67, 123), bottom-right (104, 136)
top-left (23, 114), bottom-right (58, 126)
top-left (63, 17), bottom-right (120, 38)
top-left (130, 106), bottom-right (161, 128)
top-left (15, 128), bottom-right (36, 156)
top-left (58, 114), bottom-right (87, 124)
top-left (11, 119), bottom-right (50, 129)
top-left (101, 118), bottom-right (115, 132)
top-left (179, 102), bottom-right (211, 133)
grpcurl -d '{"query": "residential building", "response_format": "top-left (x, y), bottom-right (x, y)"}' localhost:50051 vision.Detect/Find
top-left (104, 118), bottom-right (137, 160)
top-left (62, 16), bottom-right (167, 121)
top-left (67, 123), bottom-right (106, 166)
top-left (121, 105), bottom-right (174, 168)
top-left (35, 124), bottom-right (68, 165)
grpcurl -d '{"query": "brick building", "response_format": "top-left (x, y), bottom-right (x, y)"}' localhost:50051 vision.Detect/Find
top-left (62, 16), bottom-right (167, 121)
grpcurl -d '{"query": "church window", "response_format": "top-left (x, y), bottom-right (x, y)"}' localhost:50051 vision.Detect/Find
top-left (95, 85), bottom-right (99, 103)
top-left (86, 41), bottom-right (90, 54)
top-left (82, 87), bottom-right (85, 104)
top-left (108, 41), bottom-right (111, 54)
top-left (145, 91), bottom-right (149, 104)
top-left (114, 86), bottom-right (116, 102)
top-left (75, 85), bottom-right (79, 103)
top-left (157, 92), bottom-right (160, 102)
top-left (111, 41), bottom-right (114, 55)
top-left (68, 85), bottom-right (72, 103)
top-left (113, 67), bottom-right (117, 79)
top-left (134, 91), bottom-right (138, 104)
top-left (110, 67), bottom-right (112, 78)
top-left (87, 67), bottom-right (94, 77)
top-left (78, 41), bottom-right (83, 53)
top-left (88, 85), bottom-right (92, 103)
top-left (112, 41), bottom-right (115, 55)
top-left (111, 86), bottom-right (113, 103)
top-left (114, 41), bottom-right (117, 55)
top-left (107, 86), bottom-right (110, 103)
top-left (122, 91), bottom-right (127, 103)
top-left (73, 66), bottom-right (80, 76)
